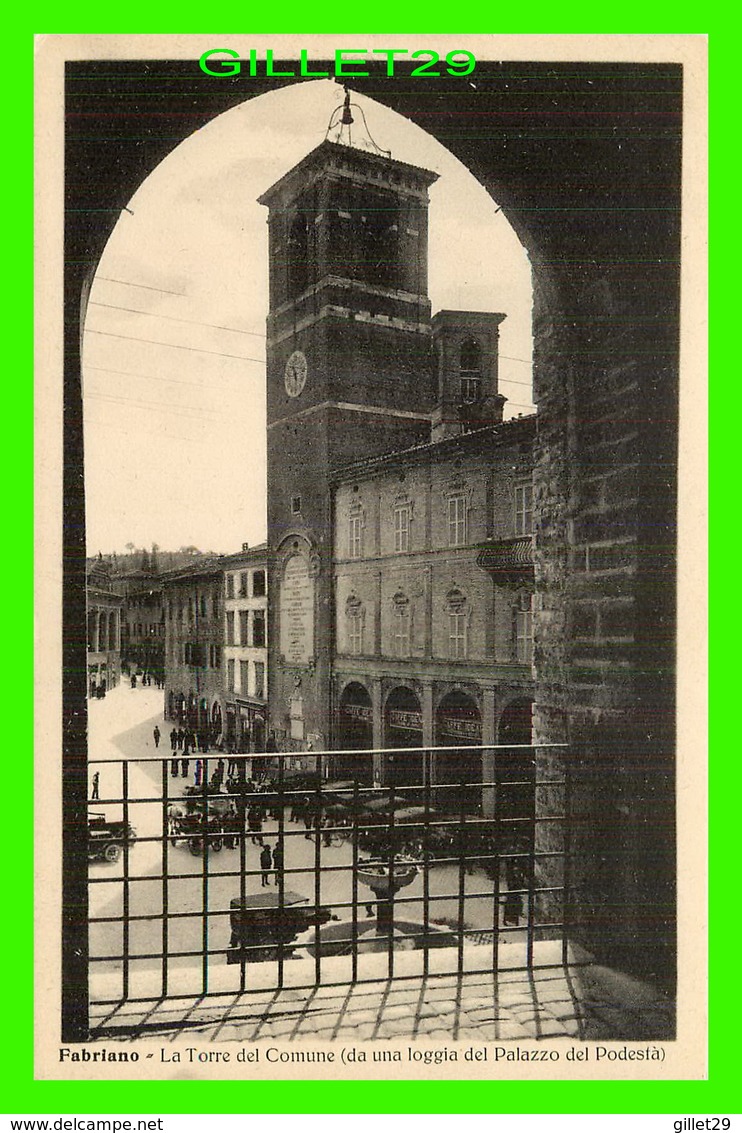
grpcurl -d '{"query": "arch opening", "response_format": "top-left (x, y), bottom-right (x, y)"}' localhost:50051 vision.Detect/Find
top-left (334, 681), bottom-right (374, 785)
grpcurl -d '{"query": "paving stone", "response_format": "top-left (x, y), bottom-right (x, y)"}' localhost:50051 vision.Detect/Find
top-left (340, 1008), bottom-right (380, 1026)
top-left (382, 1018), bottom-right (418, 1037)
top-left (379, 1003), bottom-right (414, 1021)
top-left (492, 1022), bottom-right (528, 1040)
top-left (465, 1006), bottom-right (500, 1023)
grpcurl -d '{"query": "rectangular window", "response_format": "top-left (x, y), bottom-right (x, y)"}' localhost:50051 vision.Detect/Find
top-left (239, 572), bottom-right (248, 597)
top-left (449, 612), bottom-right (467, 659)
top-left (515, 483), bottom-right (534, 536)
top-left (348, 614), bottom-right (363, 655)
top-left (460, 376), bottom-right (481, 404)
top-left (254, 661), bottom-right (265, 699)
top-left (199, 594), bottom-right (207, 617)
top-left (448, 495), bottom-right (467, 547)
top-left (252, 610), bottom-right (266, 648)
top-left (227, 658), bottom-right (235, 693)
top-left (291, 495), bottom-right (302, 515)
top-left (349, 514), bottom-right (363, 559)
top-left (253, 570), bottom-right (266, 597)
top-left (515, 599), bottom-right (534, 665)
top-left (239, 609), bottom-right (249, 647)
top-left (393, 613), bottom-right (411, 658)
top-left (240, 660), bottom-right (249, 694)
top-left (225, 611), bottom-right (235, 646)
top-left (225, 575), bottom-right (234, 599)
top-left (394, 505), bottom-right (410, 553)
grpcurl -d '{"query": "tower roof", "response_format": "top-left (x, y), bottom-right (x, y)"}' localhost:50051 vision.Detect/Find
top-left (257, 140), bottom-right (438, 210)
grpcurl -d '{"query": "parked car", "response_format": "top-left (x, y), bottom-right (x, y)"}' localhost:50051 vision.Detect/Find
top-left (87, 811), bottom-right (137, 863)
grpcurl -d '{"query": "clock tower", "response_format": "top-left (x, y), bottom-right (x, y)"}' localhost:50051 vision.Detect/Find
top-left (258, 137), bottom-right (439, 754)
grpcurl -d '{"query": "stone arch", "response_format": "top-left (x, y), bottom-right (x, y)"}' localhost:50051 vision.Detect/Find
top-left (459, 338), bottom-right (482, 403)
top-left (286, 209), bottom-right (310, 299)
top-left (334, 680), bottom-right (374, 785)
top-left (384, 684), bottom-right (423, 788)
top-left (64, 70), bottom-right (681, 994)
top-left (434, 688), bottom-right (482, 811)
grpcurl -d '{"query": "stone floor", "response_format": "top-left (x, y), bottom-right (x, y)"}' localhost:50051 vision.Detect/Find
top-left (89, 941), bottom-right (675, 1043)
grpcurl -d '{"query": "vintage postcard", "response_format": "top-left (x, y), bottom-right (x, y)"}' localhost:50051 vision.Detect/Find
top-left (34, 33), bottom-right (708, 1081)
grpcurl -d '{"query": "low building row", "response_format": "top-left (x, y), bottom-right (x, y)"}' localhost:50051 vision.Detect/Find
top-left (161, 544), bottom-right (269, 752)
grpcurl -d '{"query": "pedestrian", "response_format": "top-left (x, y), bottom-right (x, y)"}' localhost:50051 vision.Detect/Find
top-left (260, 844), bottom-right (272, 887)
top-left (176, 728), bottom-right (184, 751)
top-left (181, 756), bottom-right (190, 779)
top-left (194, 759), bottom-right (203, 788)
top-left (304, 801), bottom-right (315, 841)
top-left (170, 728), bottom-right (177, 752)
top-left (248, 805), bottom-right (263, 845)
top-left (272, 841), bottom-right (284, 886)
top-left (91, 771), bottom-right (99, 801)
top-left (217, 758), bottom-right (225, 784)
top-left (171, 755), bottom-right (179, 777)
top-left (153, 726), bottom-right (161, 749)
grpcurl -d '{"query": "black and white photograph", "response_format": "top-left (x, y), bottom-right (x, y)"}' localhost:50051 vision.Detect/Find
top-left (36, 33), bottom-right (707, 1079)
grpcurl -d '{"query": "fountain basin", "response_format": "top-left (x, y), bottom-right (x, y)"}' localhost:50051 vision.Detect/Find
top-left (356, 861), bottom-right (418, 896)
top-left (294, 917), bottom-right (457, 958)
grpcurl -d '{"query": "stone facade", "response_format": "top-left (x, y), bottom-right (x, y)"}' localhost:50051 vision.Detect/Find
top-left (86, 560), bottom-right (123, 697)
top-left (331, 418), bottom-right (536, 796)
top-left (221, 544), bottom-right (269, 752)
top-left (162, 560), bottom-right (225, 739)
top-left (117, 570), bottom-right (164, 681)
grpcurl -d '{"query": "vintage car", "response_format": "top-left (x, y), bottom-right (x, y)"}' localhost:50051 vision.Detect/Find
top-left (167, 791), bottom-right (241, 855)
top-left (226, 891), bottom-right (334, 963)
top-left (88, 811), bottom-right (137, 863)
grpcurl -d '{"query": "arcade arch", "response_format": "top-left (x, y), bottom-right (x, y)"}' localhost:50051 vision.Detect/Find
top-left (334, 681), bottom-right (374, 784)
top-left (383, 685), bottom-right (423, 788)
top-left (434, 689), bottom-right (482, 811)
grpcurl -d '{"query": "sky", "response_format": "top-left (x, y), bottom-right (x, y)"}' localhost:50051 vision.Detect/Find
top-left (82, 79), bottom-right (534, 558)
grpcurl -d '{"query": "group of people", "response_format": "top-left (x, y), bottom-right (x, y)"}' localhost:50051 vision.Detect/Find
top-left (129, 671), bottom-right (163, 689)
top-left (259, 842), bottom-right (284, 887)
top-left (169, 726), bottom-right (211, 756)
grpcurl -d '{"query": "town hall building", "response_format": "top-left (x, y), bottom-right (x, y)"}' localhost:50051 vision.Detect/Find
top-left (259, 129), bottom-right (536, 799)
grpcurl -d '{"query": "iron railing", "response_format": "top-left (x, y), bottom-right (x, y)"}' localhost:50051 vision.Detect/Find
top-left (86, 745), bottom-right (569, 1016)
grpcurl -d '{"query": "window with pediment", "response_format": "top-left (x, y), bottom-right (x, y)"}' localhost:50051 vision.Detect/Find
top-left (445, 587), bottom-right (469, 660)
top-left (514, 591), bottom-right (534, 664)
top-left (391, 592), bottom-right (412, 658)
top-left (345, 595), bottom-right (365, 656)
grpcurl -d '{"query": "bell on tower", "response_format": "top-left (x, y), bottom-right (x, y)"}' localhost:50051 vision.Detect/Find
top-left (325, 86), bottom-right (392, 158)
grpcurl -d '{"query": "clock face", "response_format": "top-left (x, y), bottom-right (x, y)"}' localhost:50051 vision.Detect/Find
top-left (284, 350), bottom-right (308, 398)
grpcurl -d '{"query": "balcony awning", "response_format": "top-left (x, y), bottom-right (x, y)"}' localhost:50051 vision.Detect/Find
top-left (476, 537), bottom-right (535, 587)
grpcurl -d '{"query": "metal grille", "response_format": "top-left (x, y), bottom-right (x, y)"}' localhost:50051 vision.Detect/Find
top-left (86, 745), bottom-right (568, 1011)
